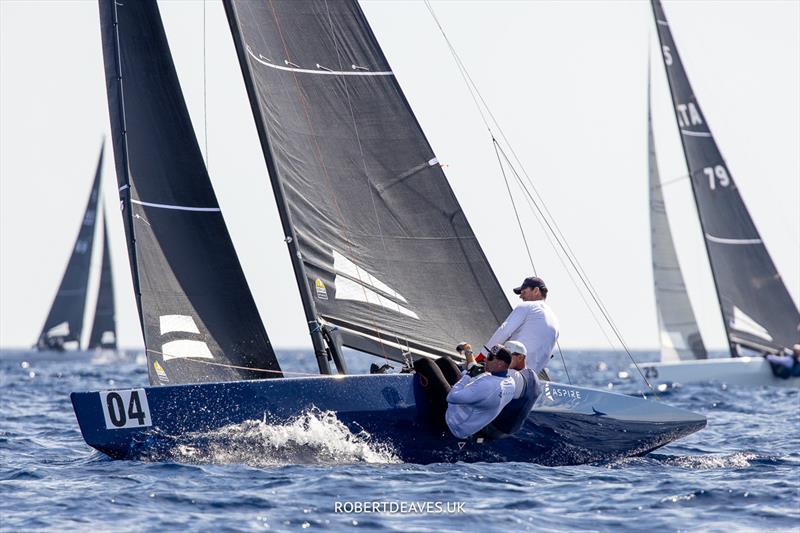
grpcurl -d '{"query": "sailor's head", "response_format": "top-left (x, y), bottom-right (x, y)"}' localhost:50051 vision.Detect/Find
top-left (513, 276), bottom-right (547, 301)
top-left (504, 340), bottom-right (527, 370)
top-left (792, 344), bottom-right (800, 359)
top-left (485, 344), bottom-right (512, 372)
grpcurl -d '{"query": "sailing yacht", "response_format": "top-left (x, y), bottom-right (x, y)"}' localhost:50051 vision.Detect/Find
top-left (71, 0), bottom-right (705, 465)
top-left (35, 147), bottom-right (117, 353)
top-left (641, 0), bottom-right (800, 388)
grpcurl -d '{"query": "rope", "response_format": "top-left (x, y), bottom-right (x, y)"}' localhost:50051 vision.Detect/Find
top-left (424, 2), bottom-right (657, 395)
top-left (202, 0), bottom-right (208, 167)
top-left (492, 138), bottom-right (536, 273)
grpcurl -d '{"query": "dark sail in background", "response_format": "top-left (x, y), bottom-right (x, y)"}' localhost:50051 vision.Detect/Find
top-left (36, 148), bottom-right (103, 351)
top-left (224, 0), bottom-right (510, 361)
top-left (88, 212), bottom-right (117, 350)
top-left (99, 0), bottom-right (281, 384)
top-left (651, 0), bottom-right (799, 354)
top-left (648, 62), bottom-right (706, 362)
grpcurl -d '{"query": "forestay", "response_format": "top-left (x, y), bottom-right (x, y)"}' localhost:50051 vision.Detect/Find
top-left (88, 213), bottom-right (117, 350)
top-left (99, 0), bottom-right (282, 384)
top-left (647, 62), bottom-right (706, 362)
top-left (651, 0), bottom-right (800, 354)
top-left (36, 148), bottom-right (103, 350)
top-left (224, 0), bottom-right (510, 361)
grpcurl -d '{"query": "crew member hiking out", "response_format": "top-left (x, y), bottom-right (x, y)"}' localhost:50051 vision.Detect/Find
top-left (479, 277), bottom-right (560, 379)
top-left (414, 344), bottom-right (515, 439)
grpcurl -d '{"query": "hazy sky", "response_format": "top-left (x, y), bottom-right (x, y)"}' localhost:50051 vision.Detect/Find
top-left (1, 0), bottom-right (798, 351)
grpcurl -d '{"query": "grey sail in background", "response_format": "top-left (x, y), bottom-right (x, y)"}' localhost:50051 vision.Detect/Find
top-left (36, 148), bottom-right (103, 351)
top-left (88, 212), bottom-right (117, 350)
top-left (651, 0), bottom-right (799, 354)
top-left (648, 63), bottom-right (706, 362)
top-left (99, 0), bottom-right (281, 384)
top-left (224, 0), bottom-right (511, 362)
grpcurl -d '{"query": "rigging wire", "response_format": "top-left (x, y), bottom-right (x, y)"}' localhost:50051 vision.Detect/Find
top-left (424, 0), bottom-right (656, 394)
top-left (202, 0), bottom-right (209, 167)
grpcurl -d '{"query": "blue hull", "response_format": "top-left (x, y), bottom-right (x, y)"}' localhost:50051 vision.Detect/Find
top-left (71, 374), bottom-right (705, 465)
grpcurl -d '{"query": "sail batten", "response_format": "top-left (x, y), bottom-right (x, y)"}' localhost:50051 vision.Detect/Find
top-left (651, 0), bottom-right (800, 354)
top-left (99, 0), bottom-right (281, 384)
top-left (225, 0), bottom-right (510, 361)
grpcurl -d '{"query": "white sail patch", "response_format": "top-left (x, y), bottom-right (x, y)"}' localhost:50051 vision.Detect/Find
top-left (332, 250), bottom-right (418, 319)
top-left (160, 314), bottom-right (201, 335)
top-left (730, 306), bottom-right (773, 342)
top-left (333, 250), bottom-right (408, 303)
top-left (46, 321), bottom-right (70, 338)
top-left (335, 277), bottom-right (419, 319)
top-left (161, 340), bottom-right (214, 361)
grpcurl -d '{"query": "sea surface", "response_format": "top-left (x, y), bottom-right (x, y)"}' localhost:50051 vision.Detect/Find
top-left (1, 349), bottom-right (797, 532)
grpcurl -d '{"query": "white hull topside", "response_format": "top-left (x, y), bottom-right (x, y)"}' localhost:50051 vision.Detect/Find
top-left (636, 357), bottom-right (800, 389)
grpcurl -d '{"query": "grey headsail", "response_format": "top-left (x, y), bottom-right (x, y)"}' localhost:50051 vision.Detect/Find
top-left (88, 211), bottom-right (117, 351)
top-left (36, 148), bottom-right (103, 351)
top-left (647, 60), bottom-right (706, 362)
top-left (224, 0), bottom-right (510, 362)
top-left (651, 0), bottom-right (799, 354)
top-left (99, 0), bottom-right (281, 384)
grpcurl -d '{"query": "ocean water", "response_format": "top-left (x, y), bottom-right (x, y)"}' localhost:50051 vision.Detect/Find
top-left (1, 349), bottom-right (798, 532)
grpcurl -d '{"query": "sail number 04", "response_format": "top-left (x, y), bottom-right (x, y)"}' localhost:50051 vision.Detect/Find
top-left (704, 165), bottom-right (730, 190)
top-left (99, 389), bottom-right (152, 430)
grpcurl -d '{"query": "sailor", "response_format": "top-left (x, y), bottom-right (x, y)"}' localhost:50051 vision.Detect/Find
top-left (478, 276), bottom-right (560, 377)
top-left (504, 340), bottom-right (528, 399)
top-left (445, 345), bottom-right (516, 439)
top-left (766, 344), bottom-right (800, 379)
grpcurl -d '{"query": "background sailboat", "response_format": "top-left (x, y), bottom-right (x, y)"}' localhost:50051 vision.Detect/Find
top-left (647, 59), bottom-right (706, 364)
top-left (71, 0), bottom-right (705, 465)
top-left (87, 212), bottom-right (117, 351)
top-left (35, 148), bottom-right (106, 352)
top-left (642, 0), bottom-right (800, 387)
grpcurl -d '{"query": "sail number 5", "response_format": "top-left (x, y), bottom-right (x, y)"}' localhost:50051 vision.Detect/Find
top-left (99, 389), bottom-right (152, 430)
top-left (703, 165), bottom-right (730, 191)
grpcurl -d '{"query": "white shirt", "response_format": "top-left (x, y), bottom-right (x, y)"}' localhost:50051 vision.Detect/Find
top-left (508, 369), bottom-right (525, 399)
top-left (486, 300), bottom-right (560, 373)
top-left (445, 371), bottom-right (516, 439)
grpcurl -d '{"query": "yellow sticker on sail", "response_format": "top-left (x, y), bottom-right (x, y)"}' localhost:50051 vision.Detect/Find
top-left (315, 278), bottom-right (328, 300)
top-left (153, 361), bottom-right (169, 383)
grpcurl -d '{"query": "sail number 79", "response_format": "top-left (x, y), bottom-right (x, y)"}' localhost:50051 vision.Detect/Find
top-left (703, 165), bottom-right (730, 191)
top-left (99, 389), bottom-right (152, 430)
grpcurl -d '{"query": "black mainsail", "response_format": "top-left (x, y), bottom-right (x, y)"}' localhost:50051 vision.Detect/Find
top-left (647, 61), bottom-right (706, 362)
top-left (36, 149), bottom-right (103, 351)
top-left (651, 0), bottom-right (800, 354)
top-left (87, 212), bottom-right (117, 351)
top-left (224, 0), bottom-right (510, 362)
top-left (99, 0), bottom-right (281, 384)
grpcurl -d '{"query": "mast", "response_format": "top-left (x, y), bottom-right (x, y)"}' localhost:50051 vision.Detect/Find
top-left (106, 1), bottom-right (146, 343)
top-left (223, 0), bottom-right (336, 375)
